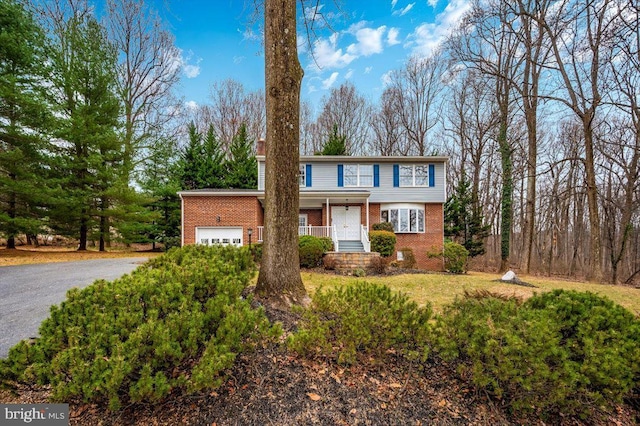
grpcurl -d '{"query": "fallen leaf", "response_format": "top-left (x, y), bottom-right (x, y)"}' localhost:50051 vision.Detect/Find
top-left (380, 403), bottom-right (387, 409)
top-left (389, 383), bottom-right (402, 388)
top-left (307, 393), bottom-right (322, 401)
top-left (438, 399), bottom-right (447, 407)
top-left (330, 373), bottom-right (341, 384)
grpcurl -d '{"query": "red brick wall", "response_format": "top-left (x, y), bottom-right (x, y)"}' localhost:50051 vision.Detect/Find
top-left (182, 196), bottom-right (262, 246)
top-left (300, 209), bottom-right (322, 226)
top-left (369, 203), bottom-right (444, 271)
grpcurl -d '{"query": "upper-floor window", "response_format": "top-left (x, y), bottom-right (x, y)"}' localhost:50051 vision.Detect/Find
top-left (299, 164), bottom-right (312, 187)
top-left (343, 164), bottom-right (374, 187)
top-left (299, 164), bottom-right (306, 187)
top-left (399, 165), bottom-right (429, 187)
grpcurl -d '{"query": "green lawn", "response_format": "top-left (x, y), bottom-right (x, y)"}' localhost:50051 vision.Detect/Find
top-left (300, 270), bottom-right (640, 315)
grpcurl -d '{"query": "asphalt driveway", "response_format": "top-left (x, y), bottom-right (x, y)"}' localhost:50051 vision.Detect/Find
top-left (0, 258), bottom-right (147, 358)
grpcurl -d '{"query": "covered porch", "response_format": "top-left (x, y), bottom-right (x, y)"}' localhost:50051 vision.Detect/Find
top-left (256, 190), bottom-right (372, 253)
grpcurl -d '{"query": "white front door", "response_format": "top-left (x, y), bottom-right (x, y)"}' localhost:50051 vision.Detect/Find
top-left (331, 206), bottom-right (361, 240)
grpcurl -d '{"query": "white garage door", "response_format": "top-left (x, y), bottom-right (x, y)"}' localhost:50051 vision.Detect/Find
top-left (196, 227), bottom-right (243, 247)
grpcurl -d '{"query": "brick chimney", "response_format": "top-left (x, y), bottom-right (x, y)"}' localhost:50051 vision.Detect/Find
top-left (257, 138), bottom-right (265, 156)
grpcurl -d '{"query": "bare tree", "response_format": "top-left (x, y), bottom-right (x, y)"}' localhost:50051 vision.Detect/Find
top-left (255, 0), bottom-right (308, 308)
top-left (449, 0), bottom-right (522, 272)
top-left (536, 0), bottom-right (628, 282)
top-left (105, 0), bottom-right (182, 183)
top-left (315, 82), bottom-right (372, 155)
top-left (509, 0), bottom-right (553, 274)
top-left (206, 79), bottom-right (265, 151)
top-left (370, 87), bottom-right (406, 156)
top-left (387, 53), bottom-right (446, 156)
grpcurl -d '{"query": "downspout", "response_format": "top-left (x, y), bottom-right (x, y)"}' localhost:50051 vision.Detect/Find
top-left (180, 193), bottom-right (184, 247)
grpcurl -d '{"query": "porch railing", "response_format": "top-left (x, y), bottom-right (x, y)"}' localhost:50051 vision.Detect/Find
top-left (360, 225), bottom-right (370, 252)
top-left (255, 226), bottom-right (335, 244)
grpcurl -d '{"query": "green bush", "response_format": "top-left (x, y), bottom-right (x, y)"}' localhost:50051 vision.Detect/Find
top-left (288, 282), bottom-right (432, 364)
top-left (369, 230), bottom-right (396, 257)
top-left (372, 222), bottom-right (394, 233)
top-left (443, 241), bottom-right (468, 273)
top-left (0, 245), bottom-right (280, 410)
top-left (318, 237), bottom-right (334, 252)
top-left (299, 235), bottom-right (326, 268)
top-left (432, 290), bottom-right (640, 417)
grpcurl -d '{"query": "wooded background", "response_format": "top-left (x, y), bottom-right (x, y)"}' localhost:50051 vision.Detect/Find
top-left (1, 0), bottom-right (638, 284)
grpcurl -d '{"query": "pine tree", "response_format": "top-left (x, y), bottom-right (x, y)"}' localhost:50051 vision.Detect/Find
top-left (48, 13), bottom-right (122, 251)
top-left (225, 124), bottom-right (257, 189)
top-left (0, 0), bottom-right (53, 248)
top-left (177, 123), bottom-right (226, 190)
top-left (444, 178), bottom-right (490, 257)
top-left (319, 124), bottom-right (348, 155)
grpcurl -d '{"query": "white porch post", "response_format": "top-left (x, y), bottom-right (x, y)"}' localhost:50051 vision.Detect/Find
top-left (366, 197), bottom-right (370, 231)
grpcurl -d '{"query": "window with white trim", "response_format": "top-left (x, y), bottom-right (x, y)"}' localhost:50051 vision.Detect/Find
top-left (344, 164), bottom-right (373, 187)
top-left (400, 164), bottom-right (429, 187)
top-left (299, 164), bottom-right (306, 187)
top-left (381, 204), bottom-right (425, 233)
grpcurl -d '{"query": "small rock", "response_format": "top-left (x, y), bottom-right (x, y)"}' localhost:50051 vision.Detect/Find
top-left (501, 270), bottom-right (516, 281)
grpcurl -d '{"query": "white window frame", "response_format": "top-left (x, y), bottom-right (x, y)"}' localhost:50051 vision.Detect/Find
top-left (299, 164), bottom-right (306, 187)
top-left (344, 164), bottom-right (374, 187)
top-left (399, 164), bottom-right (429, 187)
top-left (380, 203), bottom-right (425, 233)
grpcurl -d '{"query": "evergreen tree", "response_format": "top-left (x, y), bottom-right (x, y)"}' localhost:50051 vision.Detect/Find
top-left (0, 0), bottom-right (52, 248)
top-left (138, 136), bottom-right (181, 250)
top-left (48, 13), bottom-right (122, 251)
top-left (177, 123), bottom-right (226, 190)
top-left (319, 124), bottom-right (348, 155)
top-left (225, 124), bottom-right (257, 189)
top-left (444, 178), bottom-right (490, 257)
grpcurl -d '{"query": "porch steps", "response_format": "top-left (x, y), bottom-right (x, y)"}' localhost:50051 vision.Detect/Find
top-left (338, 240), bottom-right (365, 253)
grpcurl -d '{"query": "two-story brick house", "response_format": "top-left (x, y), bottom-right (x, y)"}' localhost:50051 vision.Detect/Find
top-left (179, 142), bottom-right (448, 270)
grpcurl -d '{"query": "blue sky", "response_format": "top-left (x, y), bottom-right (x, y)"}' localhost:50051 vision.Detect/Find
top-left (160, 1), bottom-right (471, 109)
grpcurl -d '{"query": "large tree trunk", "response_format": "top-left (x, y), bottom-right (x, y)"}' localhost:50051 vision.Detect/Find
top-left (582, 117), bottom-right (602, 282)
top-left (255, 0), bottom-right (308, 309)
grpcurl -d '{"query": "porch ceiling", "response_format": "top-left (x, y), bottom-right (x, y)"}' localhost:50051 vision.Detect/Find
top-left (258, 190), bottom-right (370, 209)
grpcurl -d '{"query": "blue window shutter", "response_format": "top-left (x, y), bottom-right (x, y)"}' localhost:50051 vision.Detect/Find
top-left (393, 164), bottom-right (399, 187)
top-left (338, 164), bottom-right (344, 187)
top-left (429, 164), bottom-right (435, 187)
top-left (373, 164), bottom-right (380, 187)
top-left (306, 164), bottom-right (312, 187)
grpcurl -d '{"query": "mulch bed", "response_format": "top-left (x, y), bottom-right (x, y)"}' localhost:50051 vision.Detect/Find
top-left (2, 306), bottom-right (637, 425)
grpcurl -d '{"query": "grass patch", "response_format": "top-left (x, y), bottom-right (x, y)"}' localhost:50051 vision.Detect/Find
top-left (301, 271), bottom-right (640, 316)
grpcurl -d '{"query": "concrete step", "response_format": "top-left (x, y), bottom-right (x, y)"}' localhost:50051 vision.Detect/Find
top-left (338, 240), bottom-right (365, 252)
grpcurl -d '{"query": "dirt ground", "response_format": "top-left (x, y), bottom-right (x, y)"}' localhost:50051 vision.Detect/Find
top-left (0, 245), bottom-right (160, 267)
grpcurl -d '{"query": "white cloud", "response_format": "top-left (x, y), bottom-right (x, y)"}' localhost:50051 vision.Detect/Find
top-left (407, 0), bottom-right (471, 56)
top-left (387, 28), bottom-right (400, 46)
top-left (233, 56), bottom-right (245, 65)
top-left (322, 72), bottom-right (339, 89)
top-left (345, 69), bottom-right (354, 79)
top-left (381, 70), bottom-right (393, 87)
top-left (428, 0), bottom-right (438, 7)
top-left (365, 66), bottom-right (373, 74)
top-left (393, 3), bottom-right (415, 16)
top-left (310, 33), bottom-right (356, 70)
top-left (176, 50), bottom-right (202, 79)
top-left (184, 100), bottom-right (198, 111)
top-left (391, 0), bottom-right (398, 8)
top-left (346, 22), bottom-right (387, 56)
